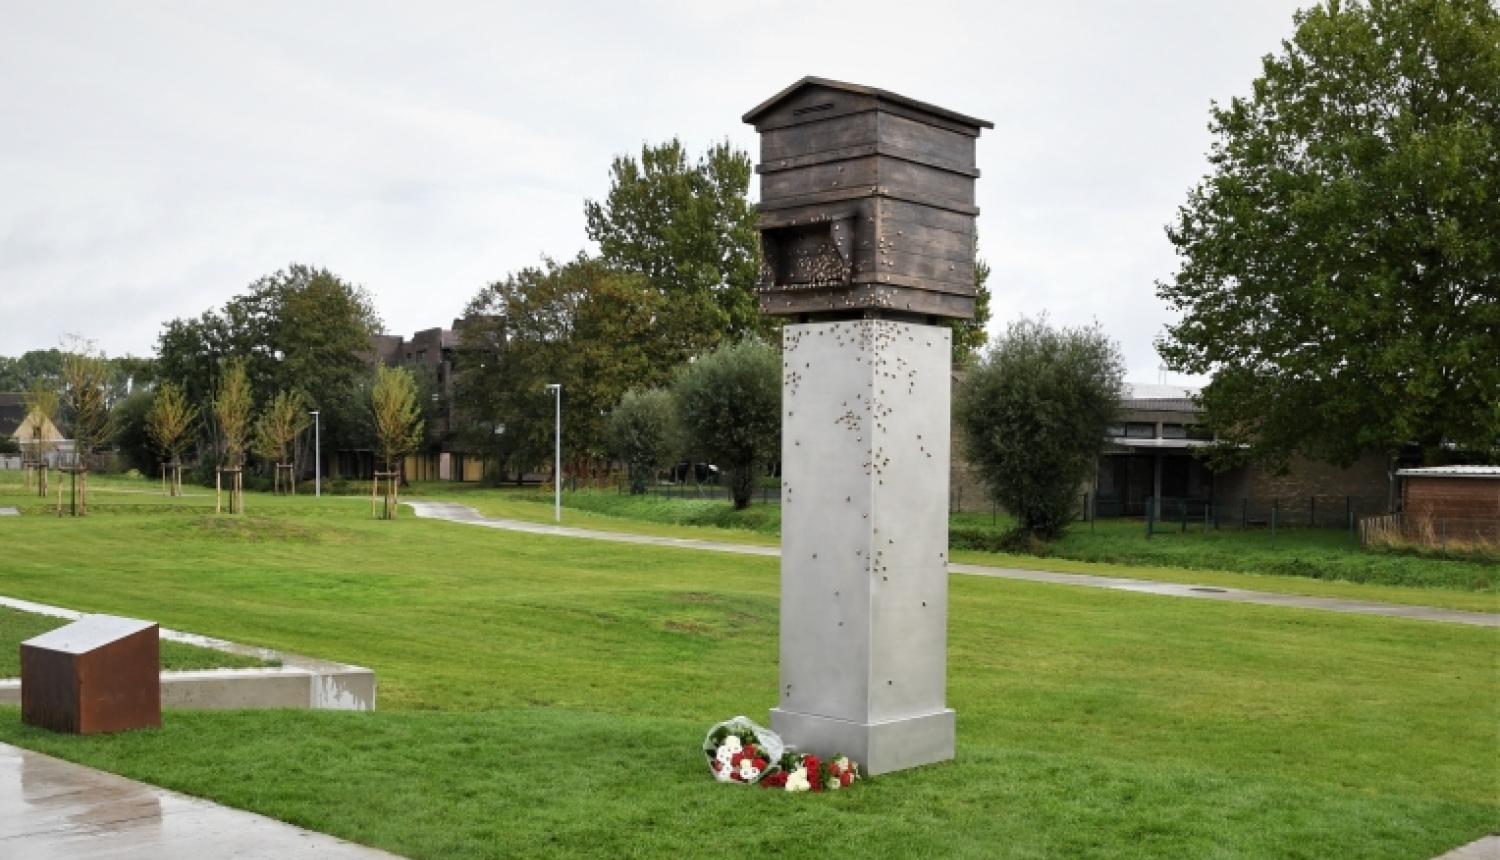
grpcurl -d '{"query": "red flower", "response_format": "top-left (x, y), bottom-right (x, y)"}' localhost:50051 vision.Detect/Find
top-left (753, 758), bottom-right (767, 770)
top-left (745, 745), bottom-right (756, 756)
top-left (840, 772), bottom-right (853, 787)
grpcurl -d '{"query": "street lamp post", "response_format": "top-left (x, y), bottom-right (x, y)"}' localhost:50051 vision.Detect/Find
top-left (545, 384), bottom-right (561, 523)
top-left (309, 410), bottom-right (321, 498)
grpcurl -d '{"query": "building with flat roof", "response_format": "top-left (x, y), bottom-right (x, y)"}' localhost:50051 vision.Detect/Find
top-left (950, 381), bottom-right (1400, 522)
top-left (1092, 383), bottom-right (1396, 521)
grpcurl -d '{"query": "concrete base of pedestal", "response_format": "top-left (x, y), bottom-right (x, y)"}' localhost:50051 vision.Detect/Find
top-left (771, 707), bottom-right (955, 776)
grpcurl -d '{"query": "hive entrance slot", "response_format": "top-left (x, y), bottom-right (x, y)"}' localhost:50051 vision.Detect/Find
top-left (759, 218), bottom-right (853, 291)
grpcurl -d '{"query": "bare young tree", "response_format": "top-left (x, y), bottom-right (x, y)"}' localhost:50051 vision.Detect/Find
top-left (213, 358), bottom-right (254, 514)
top-left (370, 364), bottom-right (423, 519)
top-left (20, 383), bottom-right (58, 496)
top-left (146, 381), bottom-right (199, 496)
top-left (60, 343), bottom-right (112, 516)
top-left (253, 389), bottom-right (309, 494)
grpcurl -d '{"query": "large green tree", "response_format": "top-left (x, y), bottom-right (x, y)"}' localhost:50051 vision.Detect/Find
top-left (156, 264), bottom-right (381, 451)
top-left (956, 317), bottom-right (1124, 542)
top-left (585, 138), bottom-right (764, 347)
top-left (456, 256), bottom-right (666, 479)
top-left (1157, 0), bottom-right (1500, 469)
top-left (0, 350), bottom-right (63, 391)
top-left (0, 349), bottom-right (148, 404)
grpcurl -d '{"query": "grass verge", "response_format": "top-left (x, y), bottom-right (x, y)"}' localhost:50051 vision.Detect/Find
top-left (416, 486), bottom-right (1498, 611)
top-left (0, 605), bottom-right (272, 677)
top-left (0, 499), bottom-right (1494, 858)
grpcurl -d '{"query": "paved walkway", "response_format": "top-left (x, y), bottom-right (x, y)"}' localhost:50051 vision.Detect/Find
top-left (0, 743), bottom-right (401, 859)
top-left (407, 502), bottom-right (1498, 628)
top-left (1432, 834), bottom-right (1500, 860)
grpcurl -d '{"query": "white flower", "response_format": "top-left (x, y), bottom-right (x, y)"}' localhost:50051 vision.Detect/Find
top-left (784, 766), bottom-right (811, 792)
top-left (738, 758), bottom-right (762, 782)
top-left (833, 756), bottom-right (850, 772)
top-left (721, 736), bottom-right (743, 754)
top-left (715, 745), bottom-right (735, 765)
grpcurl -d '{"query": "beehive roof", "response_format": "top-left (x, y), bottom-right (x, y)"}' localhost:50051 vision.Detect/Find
top-left (742, 76), bottom-right (993, 130)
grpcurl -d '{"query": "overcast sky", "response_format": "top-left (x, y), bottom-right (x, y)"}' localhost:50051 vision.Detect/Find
top-left (0, 1), bottom-right (1310, 384)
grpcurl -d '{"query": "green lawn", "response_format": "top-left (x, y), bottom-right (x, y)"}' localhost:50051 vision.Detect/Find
top-left (427, 483), bottom-right (1499, 594)
top-left (414, 485), bottom-right (1498, 612)
top-left (950, 512), bottom-right (1497, 592)
top-left (11, 472), bottom-right (1493, 610)
top-left (0, 605), bottom-right (272, 677)
top-left (0, 483), bottom-right (1494, 859)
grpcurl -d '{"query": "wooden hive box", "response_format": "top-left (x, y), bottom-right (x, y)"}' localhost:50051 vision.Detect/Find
top-left (21, 615), bottom-right (161, 734)
top-left (743, 77), bottom-right (992, 320)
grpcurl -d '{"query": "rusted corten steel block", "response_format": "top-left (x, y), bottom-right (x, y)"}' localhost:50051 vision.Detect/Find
top-left (743, 77), bottom-right (992, 320)
top-left (21, 616), bottom-right (161, 735)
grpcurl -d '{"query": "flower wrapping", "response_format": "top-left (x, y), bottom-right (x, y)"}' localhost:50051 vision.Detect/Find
top-left (702, 716), bottom-right (785, 785)
top-left (703, 717), bottom-right (862, 792)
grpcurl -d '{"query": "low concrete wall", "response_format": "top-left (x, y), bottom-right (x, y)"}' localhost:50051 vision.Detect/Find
top-left (0, 595), bottom-right (376, 711)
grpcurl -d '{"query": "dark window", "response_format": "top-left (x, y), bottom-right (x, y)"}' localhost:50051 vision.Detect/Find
top-left (1161, 455), bottom-right (1214, 500)
top-left (1125, 423), bottom-right (1155, 438)
top-left (1096, 454), bottom-right (1156, 514)
top-left (1185, 424), bottom-right (1214, 441)
top-left (1161, 424), bottom-right (1187, 439)
top-left (1106, 425), bottom-right (1126, 437)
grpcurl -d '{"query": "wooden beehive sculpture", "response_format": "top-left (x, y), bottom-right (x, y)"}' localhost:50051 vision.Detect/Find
top-left (21, 615), bottom-right (161, 734)
top-left (743, 76), bottom-right (992, 321)
top-left (747, 78), bottom-right (989, 775)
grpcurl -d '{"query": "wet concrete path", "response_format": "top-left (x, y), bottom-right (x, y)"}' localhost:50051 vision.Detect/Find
top-left (1432, 834), bottom-right (1500, 860)
top-left (407, 501), bottom-right (1498, 628)
top-left (0, 743), bottom-right (401, 859)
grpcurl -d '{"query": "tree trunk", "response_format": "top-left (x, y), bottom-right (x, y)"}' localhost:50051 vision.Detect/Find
top-left (729, 464), bottom-right (755, 511)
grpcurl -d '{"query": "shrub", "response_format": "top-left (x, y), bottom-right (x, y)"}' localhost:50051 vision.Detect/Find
top-left (672, 341), bottom-right (780, 510)
top-left (955, 317), bottom-right (1123, 541)
top-left (608, 388), bottom-right (680, 495)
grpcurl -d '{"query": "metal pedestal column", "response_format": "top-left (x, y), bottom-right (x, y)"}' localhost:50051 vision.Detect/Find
top-left (771, 319), bottom-right (955, 775)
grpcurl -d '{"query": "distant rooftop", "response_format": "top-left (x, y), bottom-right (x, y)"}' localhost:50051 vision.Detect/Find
top-left (1121, 382), bottom-right (1201, 414)
top-left (1124, 383), bottom-right (1201, 400)
top-left (1396, 466), bottom-right (1500, 479)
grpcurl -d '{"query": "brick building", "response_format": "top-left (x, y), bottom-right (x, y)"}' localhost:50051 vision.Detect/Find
top-left (950, 381), bottom-right (1399, 520)
top-left (331, 320), bottom-right (488, 483)
top-left (1395, 466), bottom-right (1500, 542)
top-left (1093, 384), bottom-right (1395, 520)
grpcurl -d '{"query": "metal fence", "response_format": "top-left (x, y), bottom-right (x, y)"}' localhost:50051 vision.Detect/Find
top-left (1090, 495), bottom-right (1390, 531)
top-left (1360, 513), bottom-right (1499, 552)
top-left (616, 479), bottom-right (784, 505)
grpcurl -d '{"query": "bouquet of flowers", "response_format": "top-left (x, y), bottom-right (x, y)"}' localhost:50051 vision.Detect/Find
top-left (703, 716), bottom-right (785, 785)
top-left (759, 751), bottom-right (860, 792)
